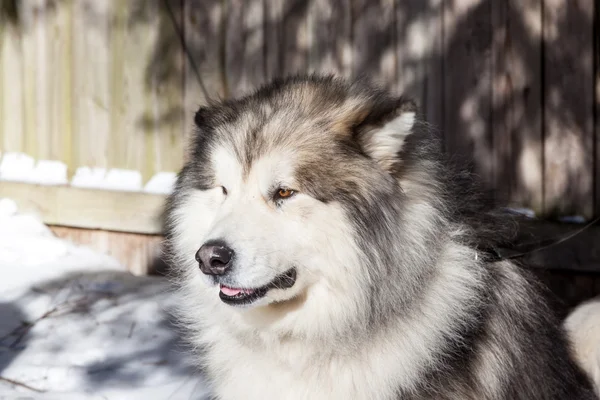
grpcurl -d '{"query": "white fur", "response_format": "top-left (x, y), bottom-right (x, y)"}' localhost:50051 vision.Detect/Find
top-left (169, 138), bottom-right (489, 399)
top-left (361, 111), bottom-right (415, 170)
top-left (564, 298), bottom-right (600, 396)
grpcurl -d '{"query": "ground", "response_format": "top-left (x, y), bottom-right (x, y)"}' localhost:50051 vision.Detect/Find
top-left (0, 198), bottom-right (209, 399)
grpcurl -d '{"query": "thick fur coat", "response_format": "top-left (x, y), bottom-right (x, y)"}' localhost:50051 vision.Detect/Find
top-left (163, 75), bottom-right (597, 400)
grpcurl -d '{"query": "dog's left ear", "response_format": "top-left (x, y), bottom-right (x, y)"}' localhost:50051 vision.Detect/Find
top-left (355, 98), bottom-right (417, 171)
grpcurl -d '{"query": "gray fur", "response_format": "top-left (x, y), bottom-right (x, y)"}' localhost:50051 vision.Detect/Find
top-left (163, 75), bottom-right (597, 400)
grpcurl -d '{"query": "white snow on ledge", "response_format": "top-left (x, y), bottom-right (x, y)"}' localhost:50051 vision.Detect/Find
top-left (0, 152), bottom-right (177, 195)
top-left (143, 172), bottom-right (177, 195)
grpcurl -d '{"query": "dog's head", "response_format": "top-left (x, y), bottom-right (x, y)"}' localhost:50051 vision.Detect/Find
top-left (165, 76), bottom-right (440, 337)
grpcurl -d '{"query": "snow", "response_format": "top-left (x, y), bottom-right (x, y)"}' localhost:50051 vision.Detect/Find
top-left (70, 167), bottom-right (108, 189)
top-left (0, 153), bottom-right (36, 183)
top-left (144, 173), bottom-right (177, 195)
top-left (0, 153), bottom-right (68, 185)
top-left (0, 199), bottom-right (209, 399)
top-left (71, 168), bottom-right (143, 192)
top-left (0, 153), bottom-right (177, 195)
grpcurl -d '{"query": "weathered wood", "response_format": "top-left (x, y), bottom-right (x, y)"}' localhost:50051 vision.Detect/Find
top-left (264, 0), bottom-right (310, 80)
top-left (595, 0), bottom-right (600, 218)
top-left (0, 182), bottom-right (166, 234)
top-left (225, 0), bottom-right (265, 98)
top-left (394, 1), bottom-right (444, 130)
top-left (352, 0), bottom-right (396, 85)
top-left (50, 226), bottom-right (163, 276)
top-left (71, 0), bottom-right (111, 171)
top-left (152, 0), bottom-right (185, 175)
top-left (182, 0), bottom-right (225, 159)
top-left (108, 0), bottom-right (148, 178)
top-left (491, 0), bottom-right (543, 212)
top-left (264, 0), bottom-right (284, 81)
top-left (542, 0), bottom-right (595, 218)
top-left (0, 2), bottom-right (25, 155)
top-left (19, 0), bottom-right (42, 160)
top-left (47, 0), bottom-right (73, 165)
top-left (307, 0), bottom-right (352, 77)
top-left (443, 0), bottom-right (494, 185)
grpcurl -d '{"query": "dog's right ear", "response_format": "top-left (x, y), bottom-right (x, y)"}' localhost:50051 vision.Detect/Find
top-left (354, 98), bottom-right (417, 172)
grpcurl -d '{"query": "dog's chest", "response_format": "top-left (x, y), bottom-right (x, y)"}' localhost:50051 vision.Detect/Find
top-left (207, 338), bottom-right (402, 400)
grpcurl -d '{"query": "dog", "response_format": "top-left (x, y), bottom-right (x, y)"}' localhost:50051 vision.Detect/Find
top-left (565, 297), bottom-right (600, 396)
top-left (163, 75), bottom-right (597, 399)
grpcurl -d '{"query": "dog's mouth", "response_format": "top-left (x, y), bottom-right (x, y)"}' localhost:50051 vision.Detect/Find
top-left (219, 268), bottom-right (297, 306)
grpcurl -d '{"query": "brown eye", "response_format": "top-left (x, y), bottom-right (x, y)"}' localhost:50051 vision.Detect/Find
top-left (276, 188), bottom-right (295, 199)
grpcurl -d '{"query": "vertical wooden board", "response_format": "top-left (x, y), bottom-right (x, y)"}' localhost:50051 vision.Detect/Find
top-left (109, 0), bottom-right (166, 180)
top-left (264, 0), bottom-right (284, 81)
top-left (595, 0), bottom-right (600, 217)
top-left (543, 0), bottom-right (594, 217)
top-left (307, 0), bottom-right (352, 77)
top-left (281, 0), bottom-right (310, 76)
top-left (182, 0), bottom-right (225, 157)
top-left (225, 0), bottom-right (265, 98)
top-left (352, 0), bottom-right (396, 85)
top-left (491, 0), bottom-right (543, 211)
top-left (395, 0), bottom-right (444, 127)
top-left (19, 0), bottom-right (44, 159)
top-left (264, 0), bottom-right (310, 79)
top-left (0, 6), bottom-right (25, 154)
top-left (47, 0), bottom-right (73, 164)
top-left (152, 0), bottom-right (185, 175)
top-left (443, 0), bottom-right (494, 186)
top-left (71, 0), bottom-right (111, 171)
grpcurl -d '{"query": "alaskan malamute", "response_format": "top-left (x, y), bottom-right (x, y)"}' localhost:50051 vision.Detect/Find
top-left (164, 75), bottom-right (597, 399)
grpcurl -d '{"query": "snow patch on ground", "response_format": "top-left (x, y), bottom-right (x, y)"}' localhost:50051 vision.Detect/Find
top-left (0, 199), bottom-right (209, 399)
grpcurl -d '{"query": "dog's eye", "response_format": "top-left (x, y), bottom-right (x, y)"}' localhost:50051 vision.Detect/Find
top-left (275, 188), bottom-right (295, 200)
top-left (221, 186), bottom-right (228, 196)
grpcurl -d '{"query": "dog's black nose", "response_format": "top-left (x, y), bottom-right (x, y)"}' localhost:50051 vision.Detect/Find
top-left (196, 241), bottom-right (234, 276)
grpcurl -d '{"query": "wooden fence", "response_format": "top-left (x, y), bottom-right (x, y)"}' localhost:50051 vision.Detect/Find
top-left (1, 0), bottom-right (599, 218)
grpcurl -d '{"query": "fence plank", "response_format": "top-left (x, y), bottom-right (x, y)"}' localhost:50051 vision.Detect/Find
top-left (19, 0), bottom-right (44, 160)
top-left (71, 0), bottom-right (111, 171)
top-left (264, 0), bottom-right (310, 80)
top-left (225, 0), bottom-right (265, 98)
top-left (595, 0), bottom-right (600, 218)
top-left (149, 0), bottom-right (185, 176)
top-left (182, 0), bottom-right (225, 158)
top-left (491, 0), bottom-right (543, 211)
top-left (0, 181), bottom-right (166, 234)
top-left (47, 0), bottom-right (73, 165)
top-left (0, 5), bottom-right (25, 155)
top-left (395, 1), bottom-right (444, 131)
top-left (307, 0), bottom-right (352, 77)
top-left (352, 0), bottom-right (396, 85)
top-left (542, 0), bottom-right (595, 218)
top-left (443, 0), bottom-right (494, 186)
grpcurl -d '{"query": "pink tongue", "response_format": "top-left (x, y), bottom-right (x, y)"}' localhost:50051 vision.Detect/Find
top-left (220, 285), bottom-right (253, 296)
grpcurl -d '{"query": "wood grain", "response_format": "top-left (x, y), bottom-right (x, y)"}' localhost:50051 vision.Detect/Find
top-left (50, 225), bottom-right (163, 276)
top-left (307, 0), bottom-right (352, 77)
top-left (225, 0), bottom-right (265, 98)
top-left (0, 182), bottom-right (166, 234)
top-left (352, 0), bottom-right (396, 85)
top-left (542, 0), bottom-right (595, 218)
top-left (443, 0), bottom-right (494, 186)
top-left (491, 0), bottom-right (543, 211)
